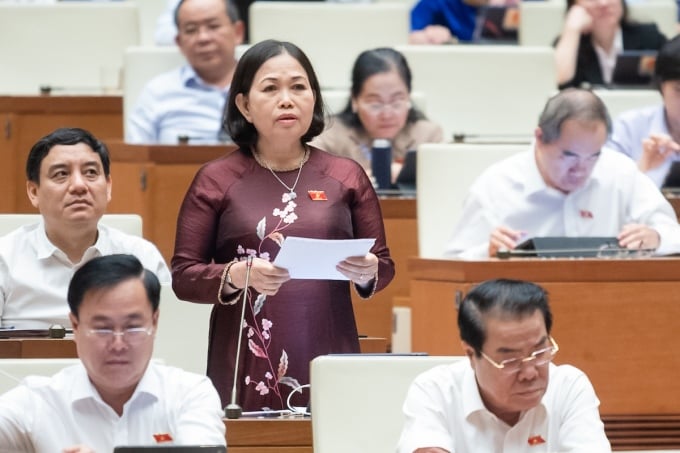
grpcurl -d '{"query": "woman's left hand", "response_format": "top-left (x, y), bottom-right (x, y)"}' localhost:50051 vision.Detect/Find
top-left (336, 253), bottom-right (379, 286)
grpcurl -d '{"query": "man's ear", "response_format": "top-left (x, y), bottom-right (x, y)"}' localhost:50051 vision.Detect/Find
top-left (235, 93), bottom-right (253, 123)
top-left (69, 313), bottom-right (79, 335)
top-left (233, 20), bottom-right (245, 46)
top-left (462, 341), bottom-right (477, 370)
top-left (534, 126), bottom-right (544, 144)
top-left (461, 341), bottom-right (475, 360)
top-left (26, 181), bottom-right (40, 209)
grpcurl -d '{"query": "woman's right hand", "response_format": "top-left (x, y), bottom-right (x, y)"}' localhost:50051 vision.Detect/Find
top-left (564, 4), bottom-right (593, 34)
top-left (231, 257), bottom-right (290, 296)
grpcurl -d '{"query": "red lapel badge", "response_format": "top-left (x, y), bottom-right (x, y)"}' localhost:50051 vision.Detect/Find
top-left (579, 209), bottom-right (593, 219)
top-left (153, 433), bottom-right (173, 443)
top-left (308, 190), bottom-right (327, 201)
top-left (527, 434), bottom-right (546, 446)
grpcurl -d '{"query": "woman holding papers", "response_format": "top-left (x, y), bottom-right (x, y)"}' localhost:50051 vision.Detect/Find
top-left (171, 40), bottom-right (395, 412)
top-left (554, 0), bottom-right (666, 89)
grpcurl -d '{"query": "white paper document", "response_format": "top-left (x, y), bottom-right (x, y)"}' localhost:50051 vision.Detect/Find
top-left (273, 236), bottom-right (376, 280)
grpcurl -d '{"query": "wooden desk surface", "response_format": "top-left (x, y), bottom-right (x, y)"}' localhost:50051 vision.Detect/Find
top-left (0, 338), bottom-right (77, 359)
top-left (225, 418), bottom-right (311, 453)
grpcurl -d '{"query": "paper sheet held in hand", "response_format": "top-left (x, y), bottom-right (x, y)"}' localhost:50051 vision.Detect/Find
top-left (273, 236), bottom-right (376, 279)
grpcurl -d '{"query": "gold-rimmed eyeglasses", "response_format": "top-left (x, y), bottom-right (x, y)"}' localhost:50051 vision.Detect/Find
top-left (480, 336), bottom-right (559, 374)
top-left (85, 326), bottom-right (154, 345)
top-left (357, 99), bottom-right (412, 115)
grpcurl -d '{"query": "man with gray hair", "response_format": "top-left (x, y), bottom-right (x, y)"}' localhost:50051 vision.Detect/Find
top-left (444, 88), bottom-right (680, 258)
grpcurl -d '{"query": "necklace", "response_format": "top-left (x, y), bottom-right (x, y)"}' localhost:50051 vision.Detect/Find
top-left (253, 147), bottom-right (309, 198)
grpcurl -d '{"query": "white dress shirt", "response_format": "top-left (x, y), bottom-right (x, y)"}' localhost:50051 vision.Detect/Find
top-left (0, 362), bottom-right (226, 451)
top-left (444, 147), bottom-right (680, 258)
top-left (608, 104), bottom-right (680, 187)
top-left (126, 65), bottom-right (230, 145)
top-left (397, 360), bottom-right (611, 453)
top-left (0, 222), bottom-right (171, 328)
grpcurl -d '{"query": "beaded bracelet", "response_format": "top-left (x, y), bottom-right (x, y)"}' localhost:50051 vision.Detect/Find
top-left (217, 260), bottom-right (242, 306)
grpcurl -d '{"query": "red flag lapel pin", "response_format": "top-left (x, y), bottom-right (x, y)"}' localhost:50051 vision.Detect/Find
top-left (527, 434), bottom-right (546, 446)
top-left (308, 190), bottom-right (327, 201)
top-left (579, 209), bottom-right (593, 219)
top-left (153, 433), bottom-right (174, 443)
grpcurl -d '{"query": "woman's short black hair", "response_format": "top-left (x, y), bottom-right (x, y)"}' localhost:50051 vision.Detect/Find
top-left (225, 39), bottom-right (326, 149)
top-left (337, 47), bottom-right (426, 129)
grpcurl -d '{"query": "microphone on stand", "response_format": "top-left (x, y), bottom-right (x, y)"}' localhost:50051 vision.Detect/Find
top-left (225, 255), bottom-right (254, 420)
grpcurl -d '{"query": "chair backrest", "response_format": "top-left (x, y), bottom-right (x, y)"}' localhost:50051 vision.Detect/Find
top-left (417, 143), bottom-right (525, 258)
top-left (395, 45), bottom-right (556, 141)
top-left (0, 214), bottom-right (143, 238)
top-left (127, 0), bottom-right (169, 46)
top-left (593, 88), bottom-right (661, 120)
top-left (248, 2), bottom-right (410, 89)
top-left (152, 283), bottom-right (211, 375)
top-left (519, 0), bottom-right (678, 47)
top-left (0, 3), bottom-right (139, 94)
top-left (310, 354), bottom-right (465, 453)
top-left (0, 358), bottom-right (80, 395)
top-left (123, 45), bottom-right (186, 139)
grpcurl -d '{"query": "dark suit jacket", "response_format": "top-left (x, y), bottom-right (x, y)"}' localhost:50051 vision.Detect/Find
top-left (557, 22), bottom-right (667, 90)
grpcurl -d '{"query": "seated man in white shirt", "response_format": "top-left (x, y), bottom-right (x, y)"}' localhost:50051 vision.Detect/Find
top-left (607, 35), bottom-right (680, 188)
top-left (397, 278), bottom-right (611, 453)
top-left (127, 0), bottom-right (245, 144)
top-left (444, 88), bottom-right (680, 259)
top-left (0, 127), bottom-right (170, 329)
top-left (0, 254), bottom-right (226, 451)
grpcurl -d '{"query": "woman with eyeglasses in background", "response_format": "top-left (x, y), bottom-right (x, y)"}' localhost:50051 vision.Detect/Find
top-left (311, 48), bottom-right (443, 183)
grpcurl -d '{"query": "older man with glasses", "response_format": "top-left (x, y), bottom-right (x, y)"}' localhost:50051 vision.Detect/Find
top-left (397, 278), bottom-right (611, 453)
top-left (0, 254), bottom-right (225, 452)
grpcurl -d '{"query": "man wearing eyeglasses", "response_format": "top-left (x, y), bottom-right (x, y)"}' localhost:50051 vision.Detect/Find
top-left (127, 0), bottom-right (245, 144)
top-left (444, 88), bottom-right (680, 259)
top-left (0, 254), bottom-right (225, 452)
top-left (397, 279), bottom-right (611, 453)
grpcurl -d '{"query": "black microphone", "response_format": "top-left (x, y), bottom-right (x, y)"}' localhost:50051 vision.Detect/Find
top-left (225, 255), bottom-right (254, 419)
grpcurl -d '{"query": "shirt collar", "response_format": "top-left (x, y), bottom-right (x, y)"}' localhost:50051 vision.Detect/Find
top-left (592, 28), bottom-right (623, 85)
top-left (70, 361), bottom-right (160, 409)
top-left (34, 221), bottom-right (110, 264)
top-left (180, 64), bottom-right (230, 94)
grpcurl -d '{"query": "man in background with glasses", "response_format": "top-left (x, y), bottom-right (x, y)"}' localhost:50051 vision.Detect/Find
top-left (397, 279), bottom-right (611, 453)
top-left (127, 0), bottom-right (244, 145)
top-left (444, 88), bottom-right (680, 259)
top-left (0, 254), bottom-right (225, 452)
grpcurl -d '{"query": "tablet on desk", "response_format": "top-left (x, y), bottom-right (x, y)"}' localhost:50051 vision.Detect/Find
top-left (505, 236), bottom-right (620, 258)
top-left (113, 446), bottom-right (226, 453)
top-left (473, 5), bottom-right (519, 43)
top-left (395, 149), bottom-right (417, 192)
top-left (662, 161), bottom-right (680, 189)
top-left (611, 51), bottom-right (657, 87)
